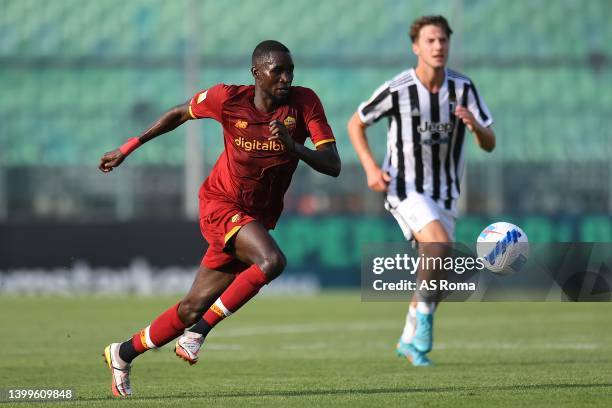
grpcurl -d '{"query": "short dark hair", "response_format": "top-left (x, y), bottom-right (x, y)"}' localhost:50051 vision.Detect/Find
top-left (252, 40), bottom-right (290, 66)
top-left (409, 15), bottom-right (453, 43)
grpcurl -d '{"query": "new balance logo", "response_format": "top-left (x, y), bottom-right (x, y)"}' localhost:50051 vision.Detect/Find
top-left (235, 120), bottom-right (248, 129)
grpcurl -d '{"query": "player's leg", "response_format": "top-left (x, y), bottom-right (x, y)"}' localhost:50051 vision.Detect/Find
top-left (412, 218), bottom-right (452, 310)
top-left (175, 221), bottom-right (285, 364)
top-left (387, 192), bottom-right (453, 365)
top-left (174, 260), bottom-right (247, 364)
top-left (407, 220), bottom-right (451, 353)
top-left (190, 221), bottom-right (285, 333)
top-left (394, 220), bottom-right (450, 366)
top-left (103, 265), bottom-right (235, 396)
top-left (397, 221), bottom-right (450, 342)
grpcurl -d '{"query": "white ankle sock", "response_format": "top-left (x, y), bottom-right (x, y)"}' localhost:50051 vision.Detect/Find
top-left (400, 305), bottom-right (417, 343)
top-left (416, 301), bottom-right (436, 314)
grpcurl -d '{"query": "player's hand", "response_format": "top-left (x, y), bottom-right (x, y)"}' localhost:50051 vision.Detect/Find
top-left (99, 149), bottom-right (126, 173)
top-left (366, 167), bottom-right (391, 192)
top-left (455, 106), bottom-right (478, 133)
top-left (268, 120), bottom-right (295, 152)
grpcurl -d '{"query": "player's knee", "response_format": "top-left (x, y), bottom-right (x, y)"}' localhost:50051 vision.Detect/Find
top-left (258, 251), bottom-right (286, 280)
top-left (177, 296), bottom-right (210, 325)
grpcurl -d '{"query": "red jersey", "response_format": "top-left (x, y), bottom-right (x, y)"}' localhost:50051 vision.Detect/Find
top-left (188, 84), bottom-right (335, 229)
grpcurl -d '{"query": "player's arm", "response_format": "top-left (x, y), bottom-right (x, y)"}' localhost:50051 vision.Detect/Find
top-left (99, 101), bottom-right (193, 173)
top-left (455, 106), bottom-right (496, 152)
top-left (347, 111), bottom-right (390, 192)
top-left (268, 120), bottom-right (340, 177)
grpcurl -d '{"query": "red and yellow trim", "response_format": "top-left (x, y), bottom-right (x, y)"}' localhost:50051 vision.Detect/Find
top-left (314, 138), bottom-right (336, 148)
top-left (188, 105), bottom-right (197, 119)
top-left (139, 329), bottom-right (150, 351)
top-left (224, 225), bottom-right (242, 244)
top-left (210, 303), bottom-right (225, 317)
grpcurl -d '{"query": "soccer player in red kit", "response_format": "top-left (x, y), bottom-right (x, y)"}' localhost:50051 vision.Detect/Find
top-left (99, 40), bottom-right (340, 397)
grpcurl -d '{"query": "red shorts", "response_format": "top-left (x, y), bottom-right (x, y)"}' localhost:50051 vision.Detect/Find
top-left (199, 200), bottom-right (256, 270)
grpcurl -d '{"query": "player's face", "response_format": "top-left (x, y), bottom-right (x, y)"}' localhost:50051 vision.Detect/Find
top-left (253, 51), bottom-right (294, 102)
top-left (412, 25), bottom-right (450, 69)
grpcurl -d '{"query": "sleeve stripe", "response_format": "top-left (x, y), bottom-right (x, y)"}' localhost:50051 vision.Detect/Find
top-left (188, 105), bottom-right (197, 119)
top-left (314, 138), bottom-right (336, 148)
top-left (361, 87), bottom-right (390, 116)
top-left (469, 83), bottom-right (489, 122)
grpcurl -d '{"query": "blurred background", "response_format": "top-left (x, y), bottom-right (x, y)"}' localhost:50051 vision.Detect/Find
top-left (1, 0), bottom-right (611, 292)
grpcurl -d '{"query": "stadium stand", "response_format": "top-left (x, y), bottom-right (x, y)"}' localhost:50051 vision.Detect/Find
top-left (0, 0), bottom-right (610, 165)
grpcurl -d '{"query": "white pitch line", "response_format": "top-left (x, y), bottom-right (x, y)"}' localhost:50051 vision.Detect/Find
top-left (435, 342), bottom-right (600, 350)
top-left (211, 322), bottom-right (601, 350)
top-left (215, 320), bottom-right (601, 350)
top-left (205, 344), bottom-right (244, 351)
top-left (213, 321), bottom-right (398, 338)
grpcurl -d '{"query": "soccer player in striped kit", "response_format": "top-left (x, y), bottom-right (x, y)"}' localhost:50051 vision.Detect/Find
top-left (347, 15), bottom-right (496, 366)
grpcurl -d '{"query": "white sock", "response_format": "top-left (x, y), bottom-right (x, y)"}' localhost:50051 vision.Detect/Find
top-left (112, 343), bottom-right (129, 368)
top-left (400, 305), bottom-right (417, 343)
top-left (416, 301), bottom-right (436, 314)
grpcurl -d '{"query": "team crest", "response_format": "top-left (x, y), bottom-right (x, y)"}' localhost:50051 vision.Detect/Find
top-left (234, 120), bottom-right (248, 129)
top-left (283, 116), bottom-right (296, 131)
top-left (449, 98), bottom-right (457, 113)
top-left (411, 107), bottom-right (420, 117)
top-left (231, 213), bottom-right (242, 223)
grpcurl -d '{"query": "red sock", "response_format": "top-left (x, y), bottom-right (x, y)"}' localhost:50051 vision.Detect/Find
top-left (203, 264), bottom-right (269, 327)
top-left (131, 303), bottom-right (187, 353)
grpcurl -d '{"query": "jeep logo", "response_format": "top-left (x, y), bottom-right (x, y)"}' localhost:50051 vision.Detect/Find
top-left (417, 121), bottom-right (453, 134)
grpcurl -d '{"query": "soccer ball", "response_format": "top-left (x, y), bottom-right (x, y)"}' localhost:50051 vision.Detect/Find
top-left (476, 222), bottom-right (529, 275)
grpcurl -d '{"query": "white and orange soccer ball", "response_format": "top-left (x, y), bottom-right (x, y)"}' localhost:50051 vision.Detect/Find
top-left (476, 222), bottom-right (529, 275)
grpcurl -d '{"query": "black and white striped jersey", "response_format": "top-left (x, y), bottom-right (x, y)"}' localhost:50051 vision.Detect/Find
top-left (358, 68), bottom-right (493, 214)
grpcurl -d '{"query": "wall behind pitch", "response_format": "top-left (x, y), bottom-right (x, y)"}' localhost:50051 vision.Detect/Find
top-left (1, 215), bottom-right (610, 287)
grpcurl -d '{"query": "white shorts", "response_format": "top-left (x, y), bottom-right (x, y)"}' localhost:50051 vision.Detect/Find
top-left (385, 191), bottom-right (456, 241)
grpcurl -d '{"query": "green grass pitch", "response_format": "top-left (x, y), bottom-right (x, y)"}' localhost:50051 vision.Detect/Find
top-left (0, 293), bottom-right (611, 407)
